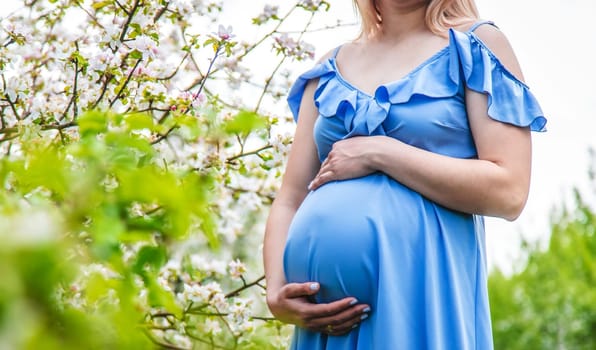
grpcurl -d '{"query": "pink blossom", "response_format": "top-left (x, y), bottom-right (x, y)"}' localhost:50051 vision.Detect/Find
top-left (216, 24), bottom-right (234, 41)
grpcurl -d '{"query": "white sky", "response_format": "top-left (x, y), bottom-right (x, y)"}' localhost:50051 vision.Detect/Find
top-left (2, 0), bottom-right (595, 273)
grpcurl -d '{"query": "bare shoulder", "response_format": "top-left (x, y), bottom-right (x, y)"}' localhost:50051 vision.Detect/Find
top-left (472, 24), bottom-right (526, 82)
top-left (316, 46), bottom-right (341, 64)
top-left (319, 39), bottom-right (364, 63)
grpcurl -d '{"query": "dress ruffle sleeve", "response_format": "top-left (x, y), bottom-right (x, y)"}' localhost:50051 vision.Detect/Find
top-left (287, 60), bottom-right (337, 122)
top-left (447, 28), bottom-right (547, 131)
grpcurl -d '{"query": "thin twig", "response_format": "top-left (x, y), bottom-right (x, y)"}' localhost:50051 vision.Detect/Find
top-left (6, 98), bottom-right (19, 120)
top-left (109, 58), bottom-right (142, 108)
top-left (151, 126), bottom-right (178, 145)
top-left (154, 2), bottom-right (170, 23)
top-left (251, 316), bottom-right (277, 321)
top-left (92, 73), bottom-right (113, 109)
top-left (114, 0), bottom-right (130, 15)
top-left (75, 1), bottom-right (106, 30)
top-left (254, 11), bottom-right (316, 114)
top-left (224, 275), bottom-right (265, 298)
top-left (61, 41), bottom-right (80, 121)
top-left (0, 120), bottom-right (77, 136)
top-left (186, 4), bottom-right (299, 84)
top-left (142, 329), bottom-right (189, 350)
top-left (226, 145), bottom-right (273, 163)
top-left (118, 0), bottom-right (139, 42)
top-left (227, 5), bottom-right (298, 67)
top-left (184, 331), bottom-right (233, 350)
top-left (155, 52), bottom-right (190, 81)
top-left (253, 57), bottom-right (286, 114)
top-left (191, 45), bottom-right (222, 103)
top-left (280, 21), bottom-right (358, 34)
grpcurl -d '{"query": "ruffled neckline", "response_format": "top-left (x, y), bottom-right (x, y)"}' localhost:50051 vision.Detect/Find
top-left (286, 28), bottom-right (547, 135)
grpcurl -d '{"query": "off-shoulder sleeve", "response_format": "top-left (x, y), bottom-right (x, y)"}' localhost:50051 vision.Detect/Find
top-left (448, 29), bottom-right (547, 131)
top-left (286, 61), bottom-right (337, 122)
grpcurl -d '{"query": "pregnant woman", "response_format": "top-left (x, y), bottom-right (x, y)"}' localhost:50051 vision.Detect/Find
top-left (263, 0), bottom-right (546, 348)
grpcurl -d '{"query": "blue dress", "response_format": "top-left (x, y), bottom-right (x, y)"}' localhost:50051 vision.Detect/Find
top-left (283, 22), bottom-right (546, 349)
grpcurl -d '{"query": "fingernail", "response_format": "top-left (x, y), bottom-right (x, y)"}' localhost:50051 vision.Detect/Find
top-left (362, 307), bottom-right (371, 313)
top-left (308, 181), bottom-right (313, 190)
top-left (309, 283), bottom-right (319, 291)
top-left (360, 314), bottom-right (369, 320)
top-left (349, 298), bottom-right (358, 305)
top-left (351, 324), bottom-right (359, 329)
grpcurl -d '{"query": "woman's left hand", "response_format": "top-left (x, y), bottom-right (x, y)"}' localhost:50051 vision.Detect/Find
top-left (309, 136), bottom-right (380, 191)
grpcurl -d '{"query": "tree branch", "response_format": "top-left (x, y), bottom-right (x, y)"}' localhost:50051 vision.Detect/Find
top-left (226, 145), bottom-right (273, 163)
top-left (0, 121), bottom-right (77, 136)
top-left (109, 58), bottom-right (142, 108)
top-left (118, 0), bottom-right (139, 42)
top-left (114, 0), bottom-right (130, 15)
top-left (153, 2), bottom-right (170, 23)
top-left (91, 72), bottom-right (113, 109)
top-left (151, 126), bottom-right (178, 145)
top-left (61, 42), bottom-right (81, 121)
top-left (254, 11), bottom-right (316, 114)
top-left (224, 275), bottom-right (265, 299)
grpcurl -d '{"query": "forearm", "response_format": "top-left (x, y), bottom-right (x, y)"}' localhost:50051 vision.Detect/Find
top-left (369, 136), bottom-right (529, 220)
top-left (263, 198), bottom-right (299, 292)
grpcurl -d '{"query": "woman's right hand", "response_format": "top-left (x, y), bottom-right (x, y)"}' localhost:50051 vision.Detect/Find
top-left (266, 282), bottom-right (371, 336)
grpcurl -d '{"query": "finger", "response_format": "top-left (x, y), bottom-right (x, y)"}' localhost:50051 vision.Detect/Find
top-left (302, 296), bottom-right (362, 319)
top-left (319, 308), bottom-right (370, 336)
top-left (308, 158), bottom-right (330, 190)
top-left (309, 170), bottom-right (335, 190)
top-left (307, 305), bottom-right (370, 335)
top-left (282, 282), bottom-right (321, 298)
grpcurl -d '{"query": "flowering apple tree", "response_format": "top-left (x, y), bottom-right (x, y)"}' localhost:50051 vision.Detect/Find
top-left (0, 0), bottom-right (349, 348)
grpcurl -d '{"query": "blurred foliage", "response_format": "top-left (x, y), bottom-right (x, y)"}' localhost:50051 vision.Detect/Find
top-left (0, 110), bottom-right (205, 347)
top-left (489, 188), bottom-right (596, 349)
top-left (0, 0), bottom-right (336, 347)
top-left (0, 109), bottom-right (289, 349)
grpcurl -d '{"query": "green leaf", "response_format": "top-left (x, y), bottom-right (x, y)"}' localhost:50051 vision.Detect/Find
top-left (133, 245), bottom-right (167, 275)
top-left (78, 110), bottom-right (108, 137)
top-left (145, 275), bottom-right (182, 315)
top-left (224, 110), bottom-right (266, 135)
top-left (89, 204), bottom-right (126, 261)
top-left (129, 49), bottom-right (143, 60)
top-left (124, 113), bottom-right (155, 132)
top-left (91, 0), bottom-right (111, 10)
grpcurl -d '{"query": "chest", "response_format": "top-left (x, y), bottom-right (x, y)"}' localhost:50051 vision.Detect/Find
top-left (335, 38), bottom-right (449, 96)
top-left (313, 92), bottom-right (477, 161)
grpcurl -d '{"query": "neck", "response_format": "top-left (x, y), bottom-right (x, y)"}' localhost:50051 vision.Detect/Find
top-left (371, 1), bottom-right (429, 42)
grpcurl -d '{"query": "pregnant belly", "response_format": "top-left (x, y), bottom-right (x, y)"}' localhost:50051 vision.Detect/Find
top-left (283, 173), bottom-right (423, 306)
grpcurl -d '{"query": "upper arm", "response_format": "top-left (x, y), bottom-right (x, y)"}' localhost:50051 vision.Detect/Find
top-left (276, 80), bottom-right (321, 209)
top-left (275, 48), bottom-right (340, 207)
top-left (465, 26), bottom-right (532, 190)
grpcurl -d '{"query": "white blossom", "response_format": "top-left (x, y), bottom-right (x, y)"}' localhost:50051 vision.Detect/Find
top-left (128, 35), bottom-right (159, 60)
top-left (169, 0), bottom-right (194, 15)
top-left (228, 259), bottom-right (246, 279)
top-left (298, 0), bottom-right (326, 10)
top-left (189, 254), bottom-right (227, 275)
top-left (204, 318), bottom-right (222, 335)
top-left (164, 331), bottom-right (192, 348)
top-left (254, 5), bottom-right (279, 24)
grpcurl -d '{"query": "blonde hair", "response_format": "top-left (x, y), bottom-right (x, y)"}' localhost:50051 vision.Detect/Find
top-left (354, 0), bottom-right (480, 37)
